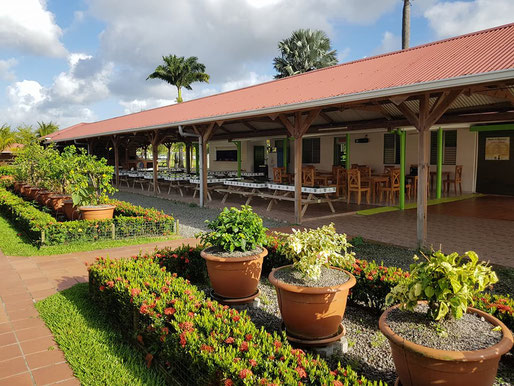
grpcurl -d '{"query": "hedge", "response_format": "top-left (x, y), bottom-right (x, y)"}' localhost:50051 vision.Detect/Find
top-left (149, 235), bottom-right (514, 335)
top-left (0, 187), bottom-right (176, 245)
top-left (88, 256), bottom-right (382, 386)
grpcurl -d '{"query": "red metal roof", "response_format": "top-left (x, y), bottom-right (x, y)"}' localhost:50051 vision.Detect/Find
top-left (50, 23), bottom-right (514, 142)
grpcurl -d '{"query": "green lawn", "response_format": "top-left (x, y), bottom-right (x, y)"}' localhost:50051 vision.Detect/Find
top-left (0, 214), bottom-right (180, 256)
top-left (36, 283), bottom-right (166, 386)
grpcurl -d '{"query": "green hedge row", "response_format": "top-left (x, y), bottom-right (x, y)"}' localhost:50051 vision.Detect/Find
top-left (150, 236), bottom-right (514, 334)
top-left (0, 187), bottom-right (176, 245)
top-left (88, 256), bottom-right (381, 386)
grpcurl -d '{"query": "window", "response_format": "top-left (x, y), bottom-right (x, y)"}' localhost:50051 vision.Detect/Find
top-left (302, 138), bottom-right (320, 163)
top-left (216, 149), bottom-right (237, 161)
top-left (383, 133), bottom-right (400, 164)
top-left (430, 130), bottom-right (457, 165)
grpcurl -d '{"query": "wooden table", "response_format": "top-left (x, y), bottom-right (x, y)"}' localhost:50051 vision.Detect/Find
top-left (363, 175), bottom-right (389, 203)
top-left (189, 178), bottom-right (241, 201)
top-left (429, 171), bottom-right (451, 191)
top-left (215, 180), bottom-right (267, 205)
top-left (261, 183), bottom-right (336, 217)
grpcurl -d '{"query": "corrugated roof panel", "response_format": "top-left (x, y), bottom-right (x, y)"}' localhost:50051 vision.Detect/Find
top-left (49, 23), bottom-right (514, 142)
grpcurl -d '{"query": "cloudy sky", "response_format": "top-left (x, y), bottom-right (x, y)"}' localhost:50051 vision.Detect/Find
top-left (0, 0), bottom-right (512, 129)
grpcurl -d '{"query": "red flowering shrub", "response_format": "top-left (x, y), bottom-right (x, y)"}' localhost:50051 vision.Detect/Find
top-left (88, 256), bottom-right (378, 385)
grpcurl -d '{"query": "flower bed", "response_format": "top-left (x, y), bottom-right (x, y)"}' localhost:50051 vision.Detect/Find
top-left (149, 236), bottom-right (514, 334)
top-left (88, 256), bottom-right (379, 385)
top-left (0, 187), bottom-right (176, 245)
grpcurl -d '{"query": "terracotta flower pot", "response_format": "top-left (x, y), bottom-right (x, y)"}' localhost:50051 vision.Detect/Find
top-left (268, 265), bottom-right (356, 340)
top-left (14, 182), bottom-right (23, 192)
top-left (20, 184), bottom-right (32, 197)
top-left (379, 304), bottom-right (513, 386)
top-left (28, 187), bottom-right (40, 200)
top-left (36, 190), bottom-right (51, 204)
top-left (201, 247), bottom-right (267, 299)
top-left (47, 194), bottom-right (70, 212)
top-left (78, 205), bottom-right (116, 220)
top-left (63, 199), bottom-right (79, 220)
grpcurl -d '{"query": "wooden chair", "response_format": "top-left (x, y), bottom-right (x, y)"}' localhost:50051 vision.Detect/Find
top-left (347, 169), bottom-right (370, 205)
top-left (336, 167), bottom-right (347, 198)
top-left (379, 168), bottom-right (401, 205)
top-left (444, 165), bottom-right (463, 195)
top-left (302, 167), bottom-right (315, 187)
top-left (273, 167), bottom-right (288, 184)
top-left (384, 165), bottom-right (396, 175)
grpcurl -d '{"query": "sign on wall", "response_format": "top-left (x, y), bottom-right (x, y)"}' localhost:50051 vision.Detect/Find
top-left (485, 137), bottom-right (510, 161)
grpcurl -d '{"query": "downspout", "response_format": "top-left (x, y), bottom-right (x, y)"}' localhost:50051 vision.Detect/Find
top-left (179, 125), bottom-right (204, 207)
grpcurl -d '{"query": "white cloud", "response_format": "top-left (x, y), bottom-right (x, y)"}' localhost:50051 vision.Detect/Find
top-left (374, 31), bottom-right (401, 55)
top-left (119, 98), bottom-right (175, 114)
top-left (0, 58), bottom-right (17, 81)
top-left (424, 0), bottom-right (514, 38)
top-left (0, 0), bottom-right (67, 57)
top-left (220, 72), bottom-right (272, 92)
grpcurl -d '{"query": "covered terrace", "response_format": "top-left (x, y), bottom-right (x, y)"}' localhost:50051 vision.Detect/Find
top-left (47, 23), bottom-right (514, 248)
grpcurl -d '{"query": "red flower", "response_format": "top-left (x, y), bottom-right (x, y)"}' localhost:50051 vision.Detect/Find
top-left (172, 253), bottom-right (178, 259)
top-left (161, 327), bottom-right (169, 335)
top-left (232, 315), bottom-right (240, 322)
top-left (239, 341), bottom-right (249, 352)
top-left (106, 281), bottom-right (114, 288)
top-left (179, 332), bottom-right (187, 347)
top-left (333, 381), bottom-right (343, 386)
top-left (273, 340), bottom-right (282, 349)
top-left (164, 307), bottom-right (175, 316)
top-left (224, 380), bottom-right (234, 386)
top-left (200, 344), bottom-right (214, 353)
top-left (225, 337), bottom-right (235, 344)
top-left (185, 258), bottom-right (190, 264)
top-left (145, 353), bottom-right (153, 368)
top-left (245, 333), bottom-right (253, 341)
top-left (139, 304), bottom-right (149, 314)
top-left (179, 321), bottom-right (194, 332)
top-left (137, 335), bottom-right (143, 344)
top-left (99, 285), bottom-right (105, 291)
top-left (239, 369), bottom-right (252, 380)
top-left (115, 277), bottom-right (122, 281)
top-left (233, 357), bottom-right (241, 363)
top-left (131, 288), bottom-right (141, 296)
top-left (249, 359), bottom-right (257, 367)
top-left (296, 366), bottom-right (307, 378)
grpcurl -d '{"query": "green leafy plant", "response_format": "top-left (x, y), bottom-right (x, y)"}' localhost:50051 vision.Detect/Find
top-left (69, 149), bottom-right (117, 206)
top-left (385, 251), bottom-right (498, 321)
top-left (199, 205), bottom-right (267, 252)
top-left (281, 223), bottom-right (355, 281)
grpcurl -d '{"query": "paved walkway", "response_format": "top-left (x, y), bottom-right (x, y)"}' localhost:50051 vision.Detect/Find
top-left (0, 238), bottom-right (195, 385)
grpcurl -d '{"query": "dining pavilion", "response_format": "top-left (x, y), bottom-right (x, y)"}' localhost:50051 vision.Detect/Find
top-left (46, 23), bottom-right (514, 248)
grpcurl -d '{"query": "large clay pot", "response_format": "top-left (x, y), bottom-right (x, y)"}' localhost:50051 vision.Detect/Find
top-left (35, 190), bottom-right (48, 204)
top-left (63, 199), bottom-right (79, 220)
top-left (379, 304), bottom-right (513, 386)
top-left (269, 265), bottom-right (356, 340)
top-left (20, 184), bottom-right (32, 197)
top-left (47, 194), bottom-right (70, 212)
top-left (201, 247), bottom-right (267, 299)
top-left (14, 182), bottom-right (23, 193)
top-left (28, 187), bottom-right (40, 200)
top-left (79, 205), bottom-right (116, 220)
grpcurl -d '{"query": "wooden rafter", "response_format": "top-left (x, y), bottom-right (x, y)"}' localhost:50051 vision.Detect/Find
top-left (320, 111), bottom-right (334, 123)
top-left (243, 122), bottom-right (257, 131)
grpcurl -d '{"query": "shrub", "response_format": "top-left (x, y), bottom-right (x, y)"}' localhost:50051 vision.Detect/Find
top-left (280, 223), bottom-right (354, 281)
top-left (153, 244), bottom-right (208, 285)
top-left (385, 251), bottom-right (498, 321)
top-left (200, 206), bottom-right (267, 252)
top-left (0, 165), bottom-right (13, 176)
top-left (88, 255), bottom-right (381, 385)
top-left (0, 188), bottom-right (176, 245)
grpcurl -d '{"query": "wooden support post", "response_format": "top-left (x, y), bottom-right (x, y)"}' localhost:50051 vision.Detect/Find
top-left (417, 128), bottom-right (430, 246)
top-left (436, 127), bottom-right (443, 199)
top-left (201, 139), bottom-right (208, 199)
top-left (283, 137), bottom-right (288, 172)
top-left (235, 141), bottom-right (242, 177)
top-left (148, 130), bottom-right (163, 196)
top-left (294, 136), bottom-right (302, 224)
top-left (111, 137), bottom-right (120, 186)
top-left (185, 142), bottom-right (191, 174)
top-left (194, 143), bottom-right (200, 174)
top-left (399, 130), bottom-right (406, 210)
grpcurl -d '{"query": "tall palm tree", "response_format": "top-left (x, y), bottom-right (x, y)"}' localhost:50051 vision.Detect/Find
top-left (402, 0), bottom-right (411, 49)
top-left (15, 125), bottom-right (37, 145)
top-left (37, 121), bottom-right (59, 138)
top-left (273, 29), bottom-right (338, 79)
top-left (147, 55), bottom-right (210, 103)
top-left (0, 124), bottom-right (15, 153)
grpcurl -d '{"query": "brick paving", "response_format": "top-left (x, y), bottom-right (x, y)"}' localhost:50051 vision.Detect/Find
top-left (0, 238), bottom-right (195, 385)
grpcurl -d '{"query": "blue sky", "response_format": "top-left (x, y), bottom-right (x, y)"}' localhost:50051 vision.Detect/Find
top-left (0, 0), bottom-right (512, 129)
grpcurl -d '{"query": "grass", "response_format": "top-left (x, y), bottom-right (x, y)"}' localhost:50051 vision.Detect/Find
top-left (36, 283), bottom-right (166, 386)
top-left (356, 193), bottom-right (483, 215)
top-left (0, 214), bottom-right (180, 256)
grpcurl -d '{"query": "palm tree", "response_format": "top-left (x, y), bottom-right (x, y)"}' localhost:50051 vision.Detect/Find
top-left (37, 121), bottom-right (59, 138)
top-left (15, 125), bottom-right (37, 144)
top-left (0, 124), bottom-right (15, 153)
top-left (273, 29), bottom-right (338, 79)
top-left (402, 0), bottom-right (411, 49)
top-left (147, 55), bottom-right (210, 103)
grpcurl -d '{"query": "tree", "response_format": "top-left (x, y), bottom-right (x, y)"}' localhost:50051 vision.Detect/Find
top-left (0, 124), bottom-right (15, 152)
top-left (273, 29), bottom-right (338, 79)
top-left (15, 125), bottom-right (37, 145)
top-left (147, 55), bottom-right (210, 103)
top-left (402, 0), bottom-right (411, 49)
top-left (37, 121), bottom-right (59, 138)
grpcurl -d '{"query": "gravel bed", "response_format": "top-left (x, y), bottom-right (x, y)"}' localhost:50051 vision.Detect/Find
top-left (386, 303), bottom-right (502, 351)
top-left (273, 266), bottom-right (349, 287)
top-left (239, 279), bottom-right (513, 386)
top-left (113, 191), bottom-right (285, 238)
top-left (203, 246), bottom-right (264, 258)
top-left (352, 242), bottom-right (417, 270)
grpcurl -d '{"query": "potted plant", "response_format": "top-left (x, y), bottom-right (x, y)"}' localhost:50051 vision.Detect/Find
top-left (380, 251), bottom-right (513, 386)
top-left (268, 223), bottom-right (356, 343)
top-left (70, 150), bottom-right (117, 220)
top-left (46, 146), bottom-right (76, 212)
top-left (199, 205), bottom-right (268, 302)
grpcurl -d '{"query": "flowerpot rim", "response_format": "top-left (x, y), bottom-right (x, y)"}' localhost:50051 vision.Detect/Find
top-left (268, 264), bottom-right (356, 294)
top-left (78, 204), bottom-right (116, 211)
top-left (379, 303), bottom-right (514, 362)
top-left (201, 246), bottom-right (268, 263)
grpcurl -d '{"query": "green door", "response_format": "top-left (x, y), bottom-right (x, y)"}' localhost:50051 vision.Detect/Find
top-left (253, 146), bottom-right (266, 176)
